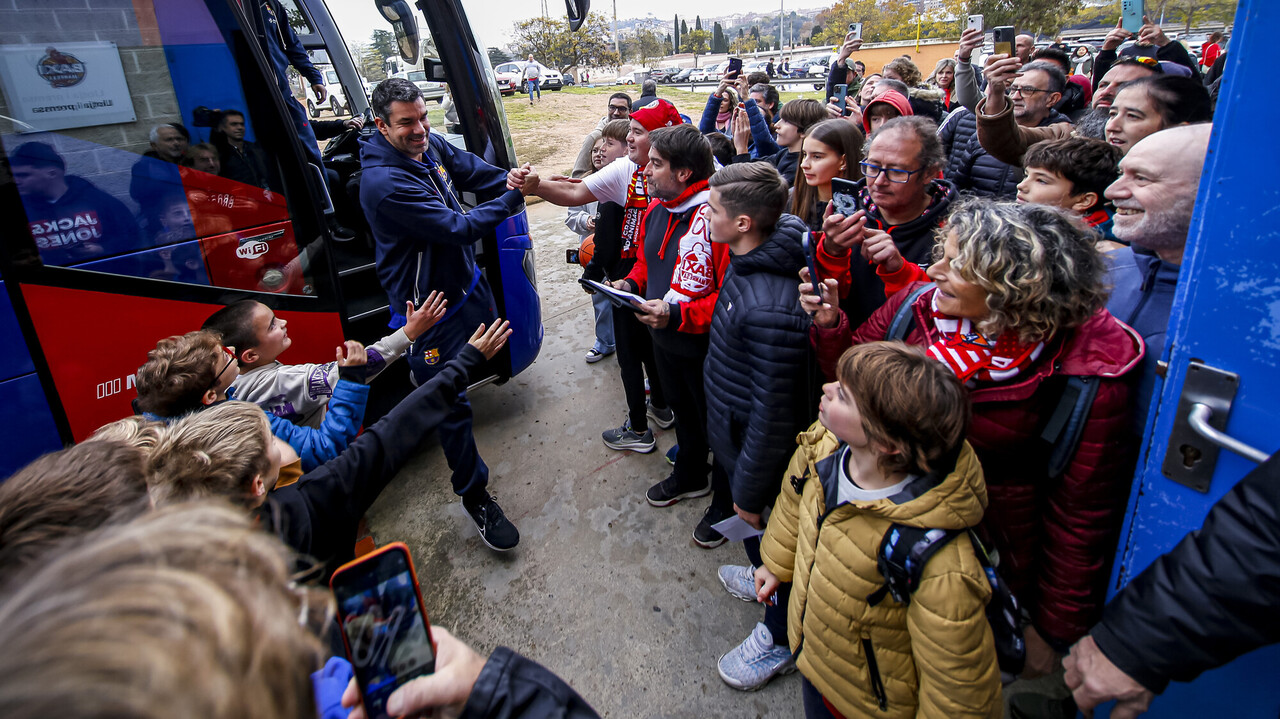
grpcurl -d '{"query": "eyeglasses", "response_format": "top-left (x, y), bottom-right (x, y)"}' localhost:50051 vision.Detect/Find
top-left (608, 104), bottom-right (630, 114)
top-left (860, 161), bottom-right (925, 184)
top-left (1007, 85), bottom-right (1051, 96)
top-left (208, 346), bottom-right (236, 391)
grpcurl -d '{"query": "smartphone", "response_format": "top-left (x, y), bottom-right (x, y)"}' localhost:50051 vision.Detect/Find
top-left (802, 231), bottom-right (821, 288)
top-left (566, 248), bottom-right (580, 264)
top-left (832, 83), bottom-right (849, 114)
top-left (1120, 0), bottom-right (1144, 34)
top-left (847, 22), bottom-right (863, 41)
top-left (966, 14), bottom-right (983, 33)
top-left (992, 26), bottom-right (1016, 57)
top-left (830, 176), bottom-right (861, 218)
top-left (726, 57), bottom-right (743, 77)
top-left (331, 543), bottom-right (436, 719)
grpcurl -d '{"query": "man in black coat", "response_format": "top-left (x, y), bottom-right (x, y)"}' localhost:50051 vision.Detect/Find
top-left (1064, 452), bottom-right (1280, 717)
top-left (702, 162), bottom-right (813, 691)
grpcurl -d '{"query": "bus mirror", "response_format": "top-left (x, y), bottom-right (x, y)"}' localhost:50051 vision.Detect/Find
top-left (423, 57), bottom-right (447, 82)
top-left (564, 0), bottom-right (588, 30)
top-left (376, 0), bottom-right (421, 64)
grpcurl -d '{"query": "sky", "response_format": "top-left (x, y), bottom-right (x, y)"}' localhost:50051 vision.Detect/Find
top-left (328, 0), bottom-right (813, 57)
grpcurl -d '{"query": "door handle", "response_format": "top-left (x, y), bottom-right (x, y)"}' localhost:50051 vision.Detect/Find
top-left (1187, 403), bottom-right (1271, 464)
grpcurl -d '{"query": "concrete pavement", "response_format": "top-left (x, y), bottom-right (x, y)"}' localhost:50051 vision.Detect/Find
top-left (366, 198), bottom-right (802, 717)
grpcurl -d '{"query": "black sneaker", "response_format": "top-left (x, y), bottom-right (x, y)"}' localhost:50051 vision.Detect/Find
top-left (463, 494), bottom-right (520, 551)
top-left (645, 473), bottom-right (710, 507)
top-left (646, 402), bottom-right (676, 430)
top-left (693, 505), bottom-right (731, 548)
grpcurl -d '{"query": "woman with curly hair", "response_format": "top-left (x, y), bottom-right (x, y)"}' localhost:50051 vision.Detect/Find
top-left (802, 198), bottom-right (1144, 682)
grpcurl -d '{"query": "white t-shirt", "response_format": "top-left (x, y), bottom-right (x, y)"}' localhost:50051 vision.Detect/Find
top-left (836, 446), bottom-right (916, 505)
top-left (583, 155), bottom-right (640, 205)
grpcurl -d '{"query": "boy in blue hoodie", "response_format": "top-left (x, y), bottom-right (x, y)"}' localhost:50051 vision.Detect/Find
top-left (359, 78), bottom-right (538, 552)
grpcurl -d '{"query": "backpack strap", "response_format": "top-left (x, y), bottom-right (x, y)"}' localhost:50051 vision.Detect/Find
top-left (884, 283), bottom-right (935, 342)
top-left (867, 524), bottom-right (960, 606)
top-left (1039, 375), bottom-right (1101, 478)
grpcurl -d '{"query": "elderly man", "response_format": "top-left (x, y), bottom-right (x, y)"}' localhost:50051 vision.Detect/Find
top-left (570, 92), bottom-right (632, 178)
top-left (1103, 123), bottom-right (1211, 425)
top-left (816, 116), bottom-right (957, 328)
top-left (941, 59), bottom-right (1069, 198)
top-left (129, 123), bottom-right (191, 212)
top-left (358, 78), bottom-right (537, 551)
top-left (976, 55), bottom-right (1161, 166)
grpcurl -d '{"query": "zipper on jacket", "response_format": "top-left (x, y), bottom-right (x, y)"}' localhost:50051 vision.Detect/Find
top-left (861, 635), bottom-right (888, 711)
top-left (414, 252), bottom-right (423, 305)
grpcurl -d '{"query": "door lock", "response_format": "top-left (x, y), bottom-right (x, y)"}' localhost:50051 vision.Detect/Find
top-left (1162, 361), bottom-right (1272, 492)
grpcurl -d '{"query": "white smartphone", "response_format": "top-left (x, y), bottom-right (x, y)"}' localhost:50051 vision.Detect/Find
top-left (847, 22), bottom-right (863, 41)
top-left (1121, 0), bottom-right (1144, 33)
top-left (966, 14), bottom-right (983, 33)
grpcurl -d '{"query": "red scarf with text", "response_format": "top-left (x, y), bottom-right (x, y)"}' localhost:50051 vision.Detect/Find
top-left (926, 291), bottom-right (1043, 384)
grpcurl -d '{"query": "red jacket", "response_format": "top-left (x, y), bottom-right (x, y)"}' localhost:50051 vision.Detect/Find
top-left (815, 283), bottom-right (1145, 648)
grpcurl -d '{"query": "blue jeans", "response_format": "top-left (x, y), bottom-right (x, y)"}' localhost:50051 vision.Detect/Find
top-left (744, 534), bottom-right (790, 646)
top-left (527, 77), bottom-right (540, 99)
top-left (406, 278), bottom-right (497, 499)
top-left (590, 291), bottom-right (615, 354)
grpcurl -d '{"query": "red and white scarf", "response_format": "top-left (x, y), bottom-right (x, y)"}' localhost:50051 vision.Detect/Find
top-left (926, 291), bottom-right (1043, 384)
top-left (619, 166), bottom-right (649, 258)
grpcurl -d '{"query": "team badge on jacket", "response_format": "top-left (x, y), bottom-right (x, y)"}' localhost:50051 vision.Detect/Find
top-left (423, 347), bottom-right (441, 365)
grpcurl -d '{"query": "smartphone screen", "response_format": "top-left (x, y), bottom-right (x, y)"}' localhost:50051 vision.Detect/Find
top-left (332, 545), bottom-right (436, 719)
top-left (830, 177), bottom-right (861, 218)
top-left (1120, 0), bottom-right (1144, 33)
top-left (966, 14), bottom-right (983, 32)
top-left (847, 22), bottom-right (863, 40)
top-left (802, 231), bottom-right (821, 288)
top-left (566, 248), bottom-right (580, 264)
top-left (992, 26), bottom-right (1015, 57)
top-left (726, 57), bottom-right (743, 77)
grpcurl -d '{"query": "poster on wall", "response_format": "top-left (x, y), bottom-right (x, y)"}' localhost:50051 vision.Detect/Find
top-left (0, 41), bottom-right (137, 133)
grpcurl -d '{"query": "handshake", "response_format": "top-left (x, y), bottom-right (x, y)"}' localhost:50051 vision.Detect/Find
top-left (506, 163), bottom-right (542, 196)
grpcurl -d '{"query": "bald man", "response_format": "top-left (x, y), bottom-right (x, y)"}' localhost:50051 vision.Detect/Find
top-left (1015, 34), bottom-right (1036, 63)
top-left (1104, 123), bottom-right (1212, 424)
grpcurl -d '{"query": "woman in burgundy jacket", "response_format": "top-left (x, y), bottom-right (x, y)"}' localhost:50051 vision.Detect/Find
top-left (803, 198), bottom-right (1145, 678)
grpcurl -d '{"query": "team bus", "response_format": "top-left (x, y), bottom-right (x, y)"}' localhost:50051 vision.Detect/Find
top-left (0, 0), bottom-right (587, 474)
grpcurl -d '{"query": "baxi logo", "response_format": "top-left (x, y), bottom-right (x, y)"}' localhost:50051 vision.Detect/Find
top-left (37, 46), bottom-right (86, 88)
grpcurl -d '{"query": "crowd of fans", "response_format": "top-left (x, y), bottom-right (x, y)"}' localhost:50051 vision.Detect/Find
top-left (1, 16), bottom-right (1273, 719)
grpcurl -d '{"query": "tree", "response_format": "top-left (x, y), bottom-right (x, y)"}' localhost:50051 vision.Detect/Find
top-left (729, 35), bottom-right (755, 55)
top-left (368, 29), bottom-right (399, 73)
top-left (684, 28), bottom-right (711, 55)
top-left (928, 0), bottom-right (1087, 37)
top-left (681, 19), bottom-right (689, 36)
top-left (813, 0), bottom-right (920, 45)
top-left (674, 14), bottom-right (681, 53)
top-left (631, 19), bottom-right (666, 67)
top-left (712, 22), bottom-right (727, 53)
top-left (487, 47), bottom-right (514, 66)
top-left (509, 12), bottom-right (620, 73)
top-left (350, 42), bottom-right (386, 81)
top-left (695, 15), bottom-right (703, 31)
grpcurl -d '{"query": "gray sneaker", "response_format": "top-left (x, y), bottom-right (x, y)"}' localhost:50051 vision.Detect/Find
top-left (717, 623), bottom-right (796, 691)
top-left (646, 402), bottom-right (676, 429)
top-left (601, 422), bottom-right (655, 453)
top-left (718, 565), bottom-right (757, 602)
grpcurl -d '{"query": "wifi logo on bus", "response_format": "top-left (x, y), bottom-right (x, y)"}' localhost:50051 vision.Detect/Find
top-left (236, 241), bottom-right (270, 260)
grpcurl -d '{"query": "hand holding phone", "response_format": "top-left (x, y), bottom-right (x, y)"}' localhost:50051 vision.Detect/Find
top-left (341, 626), bottom-right (487, 719)
top-left (966, 14), bottom-right (983, 33)
top-left (726, 57), bottom-right (743, 77)
top-left (830, 176), bottom-right (861, 217)
top-left (831, 83), bottom-right (849, 116)
top-left (847, 22), bottom-right (863, 40)
top-left (1120, 0), bottom-right (1144, 34)
top-left (331, 543), bottom-right (436, 719)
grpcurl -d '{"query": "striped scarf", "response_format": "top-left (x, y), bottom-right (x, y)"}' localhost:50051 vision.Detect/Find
top-left (926, 291), bottom-right (1043, 384)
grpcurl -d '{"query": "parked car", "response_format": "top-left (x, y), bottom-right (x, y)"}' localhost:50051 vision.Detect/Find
top-left (493, 61), bottom-right (564, 92)
top-left (494, 69), bottom-right (517, 96)
top-left (614, 75), bottom-right (635, 84)
top-left (306, 67), bottom-right (349, 118)
top-left (395, 68), bottom-right (447, 103)
top-left (670, 67), bottom-right (695, 82)
top-left (650, 67), bottom-right (678, 82)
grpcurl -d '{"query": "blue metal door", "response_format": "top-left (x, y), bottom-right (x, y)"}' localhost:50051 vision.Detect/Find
top-left (1104, 0), bottom-right (1279, 715)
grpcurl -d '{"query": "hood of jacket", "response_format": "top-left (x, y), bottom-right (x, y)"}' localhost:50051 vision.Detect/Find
top-left (910, 85), bottom-right (946, 103)
top-left (730, 213), bottom-right (807, 278)
top-left (795, 423), bottom-right (987, 530)
top-left (863, 91), bottom-right (914, 134)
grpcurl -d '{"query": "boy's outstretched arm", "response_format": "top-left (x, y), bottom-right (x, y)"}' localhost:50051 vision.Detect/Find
top-left (268, 342), bottom-right (371, 471)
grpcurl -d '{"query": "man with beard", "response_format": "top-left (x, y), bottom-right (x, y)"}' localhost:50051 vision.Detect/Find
top-left (1103, 124), bottom-right (1211, 425)
top-left (976, 56), bottom-right (1159, 166)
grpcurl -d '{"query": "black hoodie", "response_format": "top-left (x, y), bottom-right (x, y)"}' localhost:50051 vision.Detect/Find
top-left (705, 214), bottom-right (815, 514)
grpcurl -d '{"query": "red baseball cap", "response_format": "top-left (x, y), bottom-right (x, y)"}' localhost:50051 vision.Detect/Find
top-left (630, 99), bottom-right (683, 132)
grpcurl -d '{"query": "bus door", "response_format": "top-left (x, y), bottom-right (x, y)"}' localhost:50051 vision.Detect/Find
top-left (1104, 0), bottom-right (1279, 714)
top-left (0, 0), bottom-right (346, 474)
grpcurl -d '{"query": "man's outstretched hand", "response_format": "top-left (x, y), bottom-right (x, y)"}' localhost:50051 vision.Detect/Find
top-left (467, 319), bottom-right (513, 359)
top-left (403, 291), bottom-right (448, 341)
top-left (506, 163), bottom-right (540, 196)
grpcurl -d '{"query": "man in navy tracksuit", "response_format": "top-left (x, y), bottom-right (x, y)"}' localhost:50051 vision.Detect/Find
top-left (359, 78), bottom-right (531, 551)
top-left (247, 0), bottom-right (326, 172)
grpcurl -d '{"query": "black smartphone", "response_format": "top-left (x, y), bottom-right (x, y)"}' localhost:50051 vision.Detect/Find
top-left (830, 176), bottom-right (861, 217)
top-left (802, 231), bottom-right (821, 288)
top-left (993, 26), bottom-right (1016, 57)
top-left (566, 248), bottom-right (580, 264)
top-left (726, 57), bottom-right (743, 77)
top-left (832, 83), bottom-right (849, 114)
top-left (331, 543), bottom-right (436, 719)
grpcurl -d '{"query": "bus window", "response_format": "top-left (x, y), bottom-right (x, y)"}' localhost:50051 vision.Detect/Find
top-left (0, 0), bottom-right (326, 297)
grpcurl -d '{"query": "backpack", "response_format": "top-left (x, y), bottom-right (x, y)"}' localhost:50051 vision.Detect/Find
top-left (867, 524), bottom-right (1026, 676)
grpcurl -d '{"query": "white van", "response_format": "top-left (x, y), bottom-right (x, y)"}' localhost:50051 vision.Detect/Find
top-left (493, 60), bottom-right (563, 92)
top-left (306, 67), bottom-right (349, 118)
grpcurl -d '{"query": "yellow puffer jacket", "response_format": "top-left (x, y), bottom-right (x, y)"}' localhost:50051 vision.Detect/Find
top-left (761, 423), bottom-right (1002, 719)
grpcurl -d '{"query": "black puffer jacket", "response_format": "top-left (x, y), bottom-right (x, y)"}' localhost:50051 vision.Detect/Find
top-left (1091, 453), bottom-right (1280, 695)
top-left (705, 214), bottom-right (814, 514)
top-left (941, 106), bottom-right (1069, 198)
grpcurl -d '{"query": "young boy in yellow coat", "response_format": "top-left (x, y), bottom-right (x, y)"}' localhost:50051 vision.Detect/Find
top-left (755, 342), bottom-right (1002, 718)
